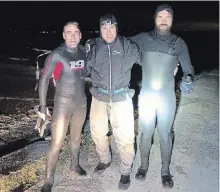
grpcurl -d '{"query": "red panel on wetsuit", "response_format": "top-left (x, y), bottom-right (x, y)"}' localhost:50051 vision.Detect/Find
top-left (43, 56), bottom-right (51, 76)
top-left (53, 62), bottom-right (63, 81)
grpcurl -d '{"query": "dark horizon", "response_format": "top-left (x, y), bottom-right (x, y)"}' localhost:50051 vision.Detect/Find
top-left (0, 1), bottom-right (219, 31)
top-left (0, 1), bottom-right (218, 75)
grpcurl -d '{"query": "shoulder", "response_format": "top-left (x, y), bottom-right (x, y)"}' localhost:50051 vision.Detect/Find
top-left (138, 32), bottom-right (150, 39)
top-left (51, 44), bottom-right (65, 55)
top-left (172, 35), bottom-right (188, 49)
top-left (47, 46), bottom-right (62, 59)
top-left (119, 36), bottom-right (136, 46)
top-left (118, 36), bottom-right (140, 53)
top-left (137, 32), bottom-right (148, 38)
top-left (128, 32), bottom-right (149, 45)
top-left (78, 43), bottom-right (85, 53)
top-left (178, 37), bottom-right (187, 46)
top-left (170, 33), bottom-right (184, 44)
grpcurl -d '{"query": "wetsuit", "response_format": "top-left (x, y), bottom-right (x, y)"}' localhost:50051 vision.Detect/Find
top-left (129, 29), bottom-right (194, 180)
top-left (38, 43), bottom-right (87, 187)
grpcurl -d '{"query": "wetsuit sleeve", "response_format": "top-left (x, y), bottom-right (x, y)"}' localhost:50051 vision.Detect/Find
top-left (38, 52), bottom-right (59, 110)
top-left (127, 33), bottom-right (145, 66)
top-left (177, 39), bottom-right (195, 78)
top-left (128, 33), bottom-right (144, 47)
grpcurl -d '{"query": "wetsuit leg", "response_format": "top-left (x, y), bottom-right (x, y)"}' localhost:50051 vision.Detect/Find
top-left (43, 95), bottom-right (72, 186)
top-left (135, 91), bottom-right (157, 180)
top-left (157, 90), bottom-right (176, 176)
top-left (69, 100), bottom-right (87, 175)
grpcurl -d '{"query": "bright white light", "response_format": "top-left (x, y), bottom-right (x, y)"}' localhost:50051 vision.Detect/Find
top-left (141, 93), bottom-right (162, 110)
top-left (139, 92), bottom-right (164, 125)
top-left (151, 81), bottom-right (162, 90)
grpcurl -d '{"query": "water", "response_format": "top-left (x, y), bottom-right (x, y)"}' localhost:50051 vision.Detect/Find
top-left (0, 137), bottom-right (45, 158)
top-left (0, 30), bottom-right (218, 70)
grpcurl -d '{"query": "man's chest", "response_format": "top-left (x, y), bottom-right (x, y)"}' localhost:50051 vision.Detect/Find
top-left (141, 36), bottom-right (179, 56)
top-left (61, 52), bottom-right (86, 72)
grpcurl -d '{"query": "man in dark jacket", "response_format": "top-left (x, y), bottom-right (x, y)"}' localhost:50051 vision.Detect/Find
top-left (85, 14), bottom-right (140, 190)
top-left (38, 21), bottom-right (87, 192)
top-left (129, 4), bottom-right (195, 188)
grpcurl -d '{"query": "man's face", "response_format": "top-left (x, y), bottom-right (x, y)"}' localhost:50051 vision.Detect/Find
top-left (100, 24), bottom-right (117, 43)
top-left (155, 10), bottom-right (173, 34)
top-left (63, 24), bottom-right (81, 49)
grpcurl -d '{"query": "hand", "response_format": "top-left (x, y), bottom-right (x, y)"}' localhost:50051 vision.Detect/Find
top-left (85, 76), bottom-right (92, 82)
top-left (37, 111), bottom-right (46, 121)
top-left (35, 106), bottom-right (51, 137)
top-left (180, 75), bottom-right (193, 94)
top-left (37, 105), bottom-right (46, 121)
top-left (183, 75), bottom-right (193, 83)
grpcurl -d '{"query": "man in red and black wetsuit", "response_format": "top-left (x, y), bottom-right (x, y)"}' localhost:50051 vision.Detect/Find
top-left (38, 21), bottom-right (87, 192)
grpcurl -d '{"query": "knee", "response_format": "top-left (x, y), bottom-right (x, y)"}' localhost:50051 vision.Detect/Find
top-left (126, 143), bottom-right (135, 152)
top-left (70, 136), bottom-right (81, 144)
top-left (158, 130), bottom-right (171, 143)
top-left (115, 134), bottom-right (135, 148)
top-left (141, 128), bottom-right (154, 139)
top-left (118, 143), bottom-right (135, 156)
top-left (95, 135), bottom-right (108, 142)
top-left (49, 143), bottom-right (62, 154)
top-left (76, 106), bottom-right (87, 118)
top-left (91, 131), bottom-right (108, 145)
top-left (90, 123), bottom-right (107, 138)
top-left (90, 118), bottom-right (103, 131)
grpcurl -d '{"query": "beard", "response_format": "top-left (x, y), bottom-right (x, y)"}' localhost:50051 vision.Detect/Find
top-left (156, 24), bottom-right (171, 36)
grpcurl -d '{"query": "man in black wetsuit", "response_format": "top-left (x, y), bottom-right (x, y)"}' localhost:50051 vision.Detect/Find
top-left (38, 21), bottom-right (87, 192)
top-left (129, 4), bottom-right (195, 188)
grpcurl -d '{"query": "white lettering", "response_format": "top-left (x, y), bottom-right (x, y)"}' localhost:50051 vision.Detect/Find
top-left (70, 60), bottom-right (85, 71)
top-left (112, 50), bottom-right (122, 55)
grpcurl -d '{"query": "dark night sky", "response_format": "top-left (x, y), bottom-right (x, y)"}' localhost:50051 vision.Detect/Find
top-left (0, 1), bottom-right (219, 31)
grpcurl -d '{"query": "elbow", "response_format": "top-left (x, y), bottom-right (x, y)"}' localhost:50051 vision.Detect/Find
top-left (38, 78), bottom-right (49, 90)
